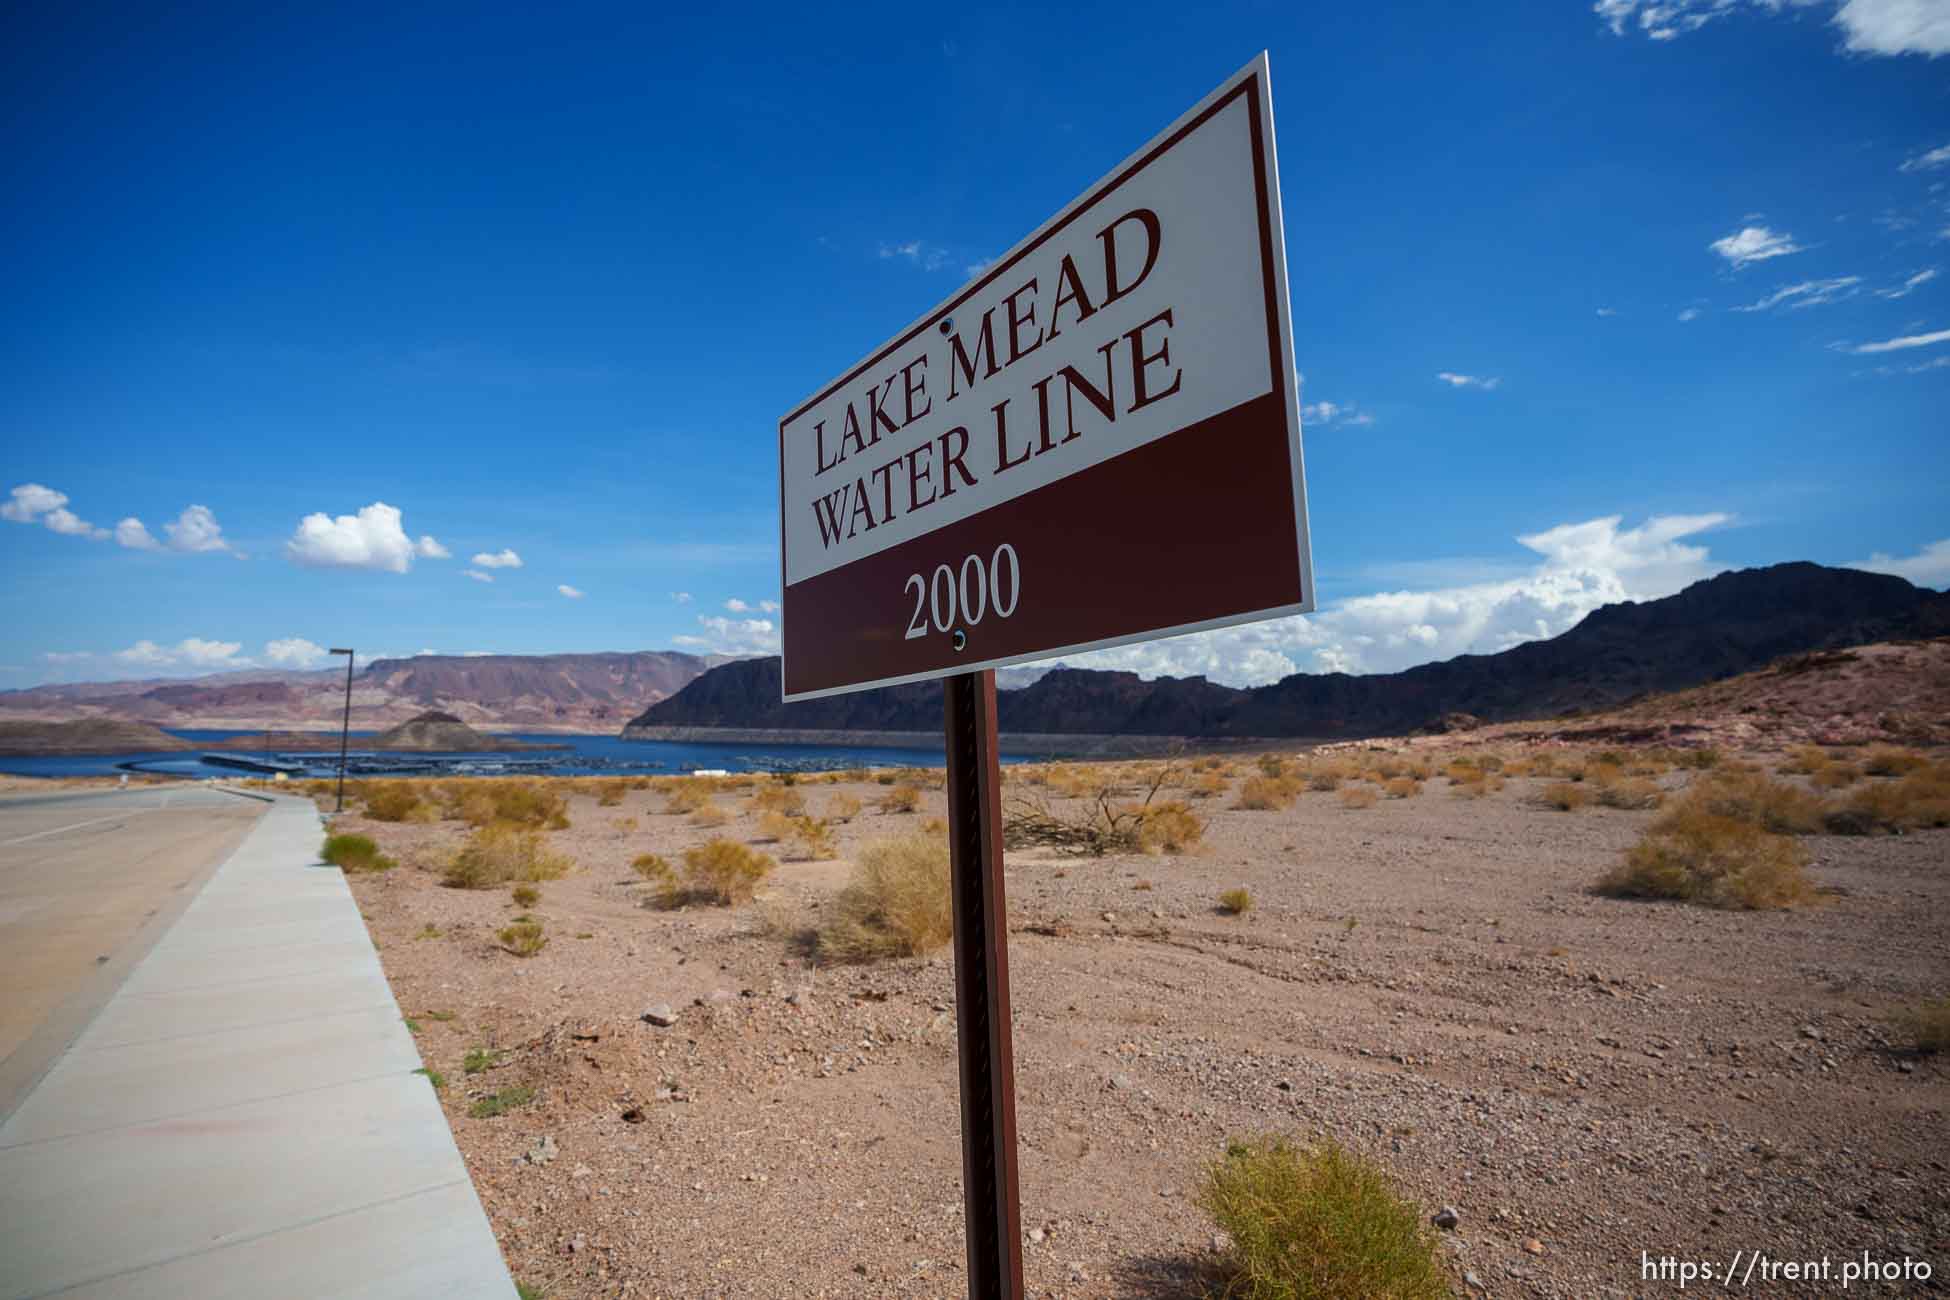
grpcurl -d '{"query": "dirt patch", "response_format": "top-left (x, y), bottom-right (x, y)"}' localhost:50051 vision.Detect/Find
top-left (339, 759), bottom-right (1950, 1298)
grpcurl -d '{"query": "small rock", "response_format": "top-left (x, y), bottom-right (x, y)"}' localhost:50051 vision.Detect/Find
top-left (1522, 1238), bottom-right (1545, 1256)
top-left (1109, 1073), bottom-right (1135, 1091)
top-left (523, 1134), bottom-right (558, 1166)
top-left (1028, 1228), bottom-right (1046, 1244)
top-left (620, 1107), bottom-right (645, 1124)
top-left (1464, 1271), bottom-right (1485, 1292)
top-left (1432, 1207), bottom-right (1460, 1231)
top-left (641, 1004), bottom-right (678, 1027)
top-left (1276, 1080), bottom-right (1293, 1092)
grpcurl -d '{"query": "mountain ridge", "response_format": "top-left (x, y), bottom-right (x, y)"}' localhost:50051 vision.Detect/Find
top-left (626, 563), bottom-right (1950, 740)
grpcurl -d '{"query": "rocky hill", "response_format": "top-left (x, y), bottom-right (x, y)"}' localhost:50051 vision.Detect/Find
top-left (369, 711), bottom-right (552, 751)
top-left (0, 719), bottom-right (193, 755)
top-left (0, 651), bottom-right (722, 733)
top-left (626, 563), bottom-right (1950, 741)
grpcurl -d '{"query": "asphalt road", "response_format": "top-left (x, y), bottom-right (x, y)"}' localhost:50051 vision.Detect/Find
top-left (0, 785), bottom-right (265, 1119)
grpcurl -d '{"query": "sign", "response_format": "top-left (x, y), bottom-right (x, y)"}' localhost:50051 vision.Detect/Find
top-left (778, 53), bottom-right (1311, 701)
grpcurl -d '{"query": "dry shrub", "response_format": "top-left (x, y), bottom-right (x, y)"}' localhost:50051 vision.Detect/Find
top-left (1004, 762), bottom-right (1182, 855)
top-left (662, 780), bottom-right (711, 814)
top-left (1777, 744), bottom-right (1831, 775)
top-left (1809, 763), bottom-right (1857, 790)
top-left (596, 782), bottom-right (626, 807)
top-left (1188, 771), bottom-right (1229, 799)
top-left (442, 825), bottom-right (571, 889)
top-left (827, 792), bottom-right (863, 823)
top-left (1198, 1136), bottom-right (1447, 1300)
top-left (1306, 769), bottom-right (1343, 793)
top-left (1538, 782), bottom-right (1590, 812)
top-left (1688, 768), bottom-right (1823, 834)
top-left (755, 810), bottom-right (795, 842)
top-left (631, 852), bottom-right (672, 883)
top-left (1236, 775), bottom-right (1295, 811)
top-left (1218, 887), bottom-right (1253, 915)
top-left (1137, 801), bottom-right (1205, 854)
top-left (1338, 787), bottom-right (1378, 810)
top-left (1595, 777), bottom-right (1664, 810)
top-left (611, 816), bottom-right (639, 834)
top-left (1863, 746), bottom-right (1927, 777)
top-left (510, 883), bottom-right (539, 907)
top-left (497, 920), bottom-right (547, 957)
top-left (453, 780), bottom-right (569, 829)
top-left (780, 815), bottom-right (836, 860)
top-left (1898, 996), bottom-right (1950, 1053)
top-left (749, 783), bottom-right (806, 816)
top-left (364, 784), bottom-right (433, 823)
top-left (1831, 765), bottom-right (1950, 833)
top-left (689, 801), bottom-right (730, 829)
top-left (920, 815), bottom-right (948, 834)
top-left (1450, 773), bottom-right (1505, 799)
top-left (1598, 808), bottom-right (1812, 909)
top-left (1383, 778), bottom-right (1419, 800)
top-left (878, 784), bottom-right (922, 814)
top-left (1257, 754), bottom-right (1287, 778)
top-left (672, 838), bottom-right (775, 906)
top-left (816, 834), bottom-right (952, 962)
top-left (321, 833), bottom-right (394, 873)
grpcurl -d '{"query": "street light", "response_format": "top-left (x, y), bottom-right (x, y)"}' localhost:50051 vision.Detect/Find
top-left (329, 648), bottom-right (355, 813)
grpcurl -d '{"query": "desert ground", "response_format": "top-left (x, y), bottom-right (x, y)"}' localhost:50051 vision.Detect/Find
top-left (298, 740), bottom-right (1950, 1300)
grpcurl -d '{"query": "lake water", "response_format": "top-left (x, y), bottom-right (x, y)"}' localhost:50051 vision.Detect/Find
top-left (0, 730), bottom-right (961, 781)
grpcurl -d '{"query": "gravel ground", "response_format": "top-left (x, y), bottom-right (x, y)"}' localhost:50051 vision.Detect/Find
top-left (335, 757), bottom-right (1950, 1299)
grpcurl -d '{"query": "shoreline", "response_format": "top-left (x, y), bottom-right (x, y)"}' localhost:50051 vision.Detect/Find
top-left (618, 724), bottom-right (1306, 756)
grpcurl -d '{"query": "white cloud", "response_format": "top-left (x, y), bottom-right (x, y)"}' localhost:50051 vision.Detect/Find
top-left (725, 598), bottom-right (752, 612)
top-left (1710, 225), bottom-right (1806, 269)
top-left (43, 507), bottom-right (109, 540)
top-left (671, 591), bottom-right (693, 603)
top-left (1848, 326), bottom-right (1950, 352)
top-left (1678, 306), bottom-right (1703, 321)
top-left (285, 502), bottom-right (430, 573)
top-left (1596, 307), bottom-right (1618, 317)
top-left (162, 504), bottom-right (235, 554)
top-left (1834, 0), bottom-right (1950, 54)
top-left (115, 517), bottom-right (160, 550)
top-left (1436, 372), bottom-right (1500, 390)
top-left (760, 599), bottom-right (780, 613)
top-left (1, 483), bottom-right (68, 523)
top-left (1596, 0), bottom-right (1947, 56)
top-left (114, 637), bottom-right (246, 669)
top-left (879, 241), bottom-right (950, 272)
top-left (725, 597), bottom-right (778, 613)
top-left (557, 584), bottom-right (585, 599)
top-left (415, 535), bottom-right (450, 559)
top-left (1876, 267), bottom-right (1940, 298)
top-left (1300, 399), bottom-right (1376, 426)
top-left (464, 569), bottom-right (494, 583)
top-left (1851, 538), bottom-right (1950, 586)
top-left (1051, 512), bottom-right (1732, 686)
top-left (263, 637), bottom-right (328, 667)
top-left (471, 548), bottom-right (523, 569)
top-left (672, 615), bottom-right (781, 655)
top-left (1731, 276), bottom-right (1862, 311)
top-left (1901, 143), bottom-right (1950, 172)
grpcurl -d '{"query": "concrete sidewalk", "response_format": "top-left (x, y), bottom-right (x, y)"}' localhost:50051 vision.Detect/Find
top-left (0, 792), bottom-right (517, 1300)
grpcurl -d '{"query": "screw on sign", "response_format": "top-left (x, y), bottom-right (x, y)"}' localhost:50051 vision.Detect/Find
top-left (775, 53), bottom-right (1310, 1299)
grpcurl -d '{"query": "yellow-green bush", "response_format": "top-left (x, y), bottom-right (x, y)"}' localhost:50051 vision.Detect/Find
top-left (1538, 782), bottom-right (1590, 811)
top-left (673, 838), bottom-right (775, 906)
top-left (442, 825), bottom-right (571, 889)
top-left (1197, 1136), bottom-right (1447, 1300)
top-left (1137, 801), bottom-right (1204, 854)
top-left (877, 784), bottom-right (922, 814)
top-left (497, 920), bottom-right (546, 957)
top-left (1598, 808), bottom-right (1812, 909)
top-left (1236, 775), bottom-right (1295, 811)
top-left (322, 833), bottom-right (394, 873)
top-left (364, 784), bottom-right (433, 823)
top-left (815, 834), bottom-right (953, 962)
top-left (1218, 887), bottom-right (1253, 915)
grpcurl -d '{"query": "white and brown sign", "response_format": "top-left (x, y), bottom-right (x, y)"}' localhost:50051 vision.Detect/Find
top-left (778, 54), bottom-right (1311, 701)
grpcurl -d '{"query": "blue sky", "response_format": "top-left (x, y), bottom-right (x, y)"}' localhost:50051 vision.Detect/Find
top-left (3, 0), bottom-right (1946, 689)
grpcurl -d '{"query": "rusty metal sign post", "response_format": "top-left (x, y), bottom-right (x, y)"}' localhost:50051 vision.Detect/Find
top-left (774, 52), bottom-right (1307, 1300)
top-left (942, 670), bottom-right (1024, 1297)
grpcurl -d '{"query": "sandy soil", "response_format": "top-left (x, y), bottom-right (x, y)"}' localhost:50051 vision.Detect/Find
top-left (334, 758), bottom-right (1950, 1299)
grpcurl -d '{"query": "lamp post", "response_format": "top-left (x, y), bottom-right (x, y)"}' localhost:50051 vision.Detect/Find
top-left (329, 648), bottom-right (355, 813)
